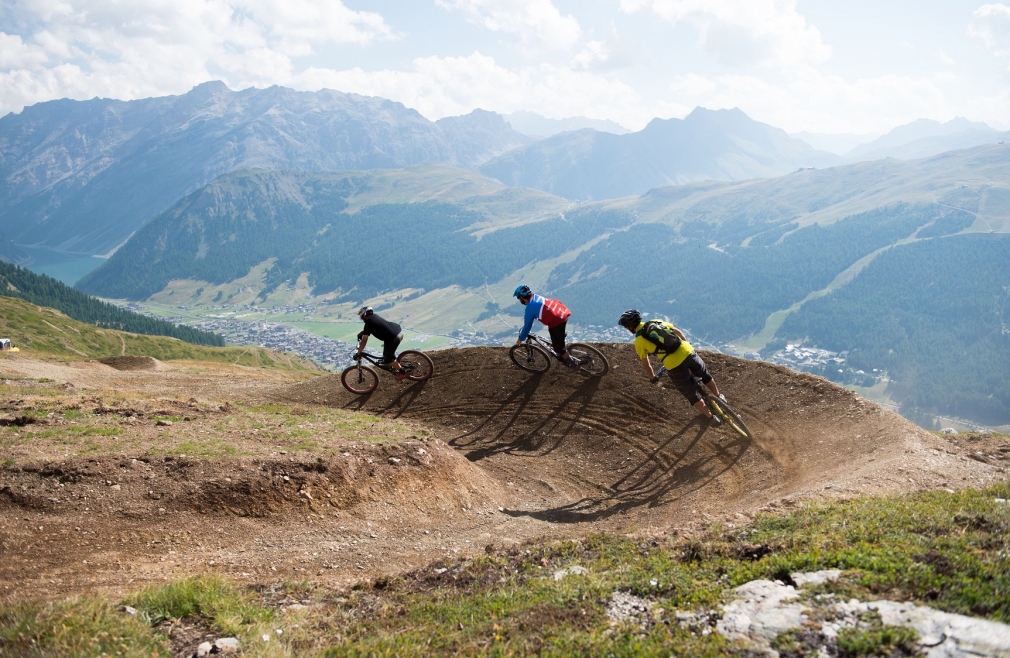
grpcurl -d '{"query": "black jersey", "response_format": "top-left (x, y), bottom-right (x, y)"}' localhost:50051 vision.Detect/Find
top-left (358, 314), bottom-right (402, 343)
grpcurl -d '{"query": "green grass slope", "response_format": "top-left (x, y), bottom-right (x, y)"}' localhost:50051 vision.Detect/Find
top-left (0, 260), bottom-right (222, 346)
top-left (0, 296), bottom-right (315, 369)
top-left (3, 481), bottom-right (1008, 656)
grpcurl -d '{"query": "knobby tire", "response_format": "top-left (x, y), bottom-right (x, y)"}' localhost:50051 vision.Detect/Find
top-left (399, 350), bottom-right (434, 381)
top-left (509, 343), bottom-right (551, 373)
top-left (706, 394), bottom-right (752, 439)
top-left (568, 343), bottom-right (609, 377)
top-left (341, 364), bottom-right (378, 394)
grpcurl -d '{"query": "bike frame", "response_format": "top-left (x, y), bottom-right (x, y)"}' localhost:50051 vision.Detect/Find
top-left (352, 351), bottom-right (397, 372)
top-left (524, 333), bottom-right (568, 361)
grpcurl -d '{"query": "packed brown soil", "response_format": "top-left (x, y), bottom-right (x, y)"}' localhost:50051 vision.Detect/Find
top-left (98, 356), bottom-right (161, 371)
top-left (1, 346), bottom-right (1006, 604)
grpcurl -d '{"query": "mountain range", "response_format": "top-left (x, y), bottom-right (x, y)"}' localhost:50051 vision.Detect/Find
top-left (0, 81), bottom-right (530, 256)
top-left (479, 107), bottom-right (842, 200)
top-left (844, 117), bottom-right (1006, 162)
top-left (502, 111), bottom-right (630, 137)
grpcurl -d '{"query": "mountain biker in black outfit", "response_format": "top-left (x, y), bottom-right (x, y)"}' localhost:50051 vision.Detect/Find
top-left (355, 306), bottom-right (408, 380)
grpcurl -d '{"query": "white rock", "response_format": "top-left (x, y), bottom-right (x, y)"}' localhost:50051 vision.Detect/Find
top-left (195, 641), bottom-right (213, 657)
top-left (869, 600), bottom-right (1010, 657)
top-left (791, 570), bottom-right (841, 587)
top-left (553, 565), bottom-right (588, 581)
top-left (214, 637), bottom-right (239, 653)
top-left (717, 580), bottom-right (806, 643)
top-left (122, 605), bottom-right (137, 615)
top-left (716, 574), bottom-right (1010, 658)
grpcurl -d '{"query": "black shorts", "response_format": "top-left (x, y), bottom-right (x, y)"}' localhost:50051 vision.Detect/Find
top-left (548, 321), bottom-right (568, 356)
top-left (382, 332), bottom-right (403, 364)
top-left (666, 352), bottom-right (713, 405)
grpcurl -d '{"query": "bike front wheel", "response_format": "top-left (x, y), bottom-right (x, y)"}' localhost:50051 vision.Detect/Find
top-left (399, 350), bottom-right (434, 381)
top-left (706, 394), bottom-right (752, 439)
top-left (341, 364), bottom-right (378, 394)
top-left (568, 343), bottom-right (609, 377)
top-left (509, 343), bottom-right (551, 373)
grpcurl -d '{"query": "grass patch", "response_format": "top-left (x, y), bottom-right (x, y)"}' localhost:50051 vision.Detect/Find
top-left (127, 577), bottom-right (273, 636)
top-left (152, 415), bottom-right (183, 423)
top-left (837, 615), bottom-right (919, 657)
top-left (3, 484), bottom-right (1007, 656)
top-left (0, 597), bottom-right (168, 657)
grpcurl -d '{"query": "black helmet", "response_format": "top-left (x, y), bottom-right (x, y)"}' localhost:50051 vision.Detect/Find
top-left (358, 306), bottom-right (373, 319)
top-left (618, 309), bottom-right (641, 329)
top-left (513, 284), bottom-right (532, 299)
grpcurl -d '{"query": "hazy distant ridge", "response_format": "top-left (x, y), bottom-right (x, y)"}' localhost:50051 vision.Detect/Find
top-left (480, 107), bottom-right (842, 200)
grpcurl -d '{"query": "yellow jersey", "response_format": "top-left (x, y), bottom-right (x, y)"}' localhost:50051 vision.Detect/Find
top-left (633, 320), bottom-right (694, 369)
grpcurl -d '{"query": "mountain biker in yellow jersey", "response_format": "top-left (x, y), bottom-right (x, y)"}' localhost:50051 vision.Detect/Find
top-left (618, 309), bottom-right (725, 425)
top-left (355, 306), bottom-right (409, 380)
top-left (513, 284), bottom-right (580, 371)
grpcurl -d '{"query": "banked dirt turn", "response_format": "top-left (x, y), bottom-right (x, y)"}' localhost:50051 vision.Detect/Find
top-left (1, 345), bottom-right (1004, 601)
top-left (284, 346), bottom-right (988, 529)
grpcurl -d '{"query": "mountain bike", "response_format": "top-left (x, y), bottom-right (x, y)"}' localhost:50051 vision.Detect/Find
top-left (509, 333), bottom-right (609, 377)
top-left (340, 349), bottom-right (434, 394)
top-left (655, 367), bottom-right (751, 438)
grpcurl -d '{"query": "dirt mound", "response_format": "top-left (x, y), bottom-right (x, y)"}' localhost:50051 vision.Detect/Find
top-left (4, 345), bottom-right (1003, 604)
top-left (281, 345), bottom-right (972, 528)
top-left (0, 438), bottom-right (499, 519)
top-left (98, 356), bottom-right (160, 371)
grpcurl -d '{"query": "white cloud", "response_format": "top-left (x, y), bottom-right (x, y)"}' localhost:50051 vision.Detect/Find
top-left (621, 0), bottom-right (830, 68)
top-left (572, 40), bottom-right (609, 69)
top-left (295, 51), bottom-right (669, 127)
top-left (969, 3), bottom-right (1010, 58)
top-left (436, 0), bottom-right (581, 52)
top-left (0, 32), bottom-right (48, 69)
top-left (0, 0), bottom-right (394, 115)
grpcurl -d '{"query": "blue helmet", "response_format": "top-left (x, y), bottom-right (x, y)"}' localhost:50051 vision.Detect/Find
top-left (513, 284), bottom-right (532, 299)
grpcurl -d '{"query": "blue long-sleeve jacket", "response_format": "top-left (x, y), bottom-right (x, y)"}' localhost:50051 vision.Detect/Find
top-left (519, 294), bottom-right (571, 340)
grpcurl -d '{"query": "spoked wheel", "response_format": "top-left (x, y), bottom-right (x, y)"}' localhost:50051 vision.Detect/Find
top-left (568, 343), bottom-right (609, 377)
top-left (509, 343), bottom-right (551, 373)
top-left (706, 394), bottom-right (752, 439)
top-left (341, 364), bottom-right (379, 394)
top-left (399, 350), bottom-right (434, 381)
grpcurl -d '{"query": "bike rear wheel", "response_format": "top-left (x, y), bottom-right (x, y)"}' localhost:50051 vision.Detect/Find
top-left (399, 350), bottom-right (433, 381)
top-left (341, 364), bottom-right (378, 394)
top-left (705, 394), bottom-right (752, 439)
top-left (509, 343), bottom-right (551, 373)
top-left (568, 343), bottom-right (609, 377)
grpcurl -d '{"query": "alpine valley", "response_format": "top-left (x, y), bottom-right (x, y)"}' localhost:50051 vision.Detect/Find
top-left (2, 83), bottom-right (1009, 429)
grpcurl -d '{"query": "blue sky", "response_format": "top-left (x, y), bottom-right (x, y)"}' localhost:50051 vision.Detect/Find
top-left (2, 0), bottom-right (1009, 134)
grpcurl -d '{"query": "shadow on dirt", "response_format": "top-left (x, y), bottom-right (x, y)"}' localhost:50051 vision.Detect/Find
top-left (341, 380), bottom-right (430, 416)
top-left (450, 376), bottom-right (602, 461)
top-left (505, 417), bottom-right (753, 523)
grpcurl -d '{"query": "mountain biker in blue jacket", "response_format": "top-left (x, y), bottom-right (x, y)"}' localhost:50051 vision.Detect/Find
top-left (514, 284), bottom-right (579, 371)
top-left (618, 309), bottom-right (725, 424)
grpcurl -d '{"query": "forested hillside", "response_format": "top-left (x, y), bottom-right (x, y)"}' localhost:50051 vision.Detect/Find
top-left (0, 261), bottom-right (223, 346)
top-left (781, 234), bottom-right (1010, 424)
top-left (76, 168), bottom-right (623, 301)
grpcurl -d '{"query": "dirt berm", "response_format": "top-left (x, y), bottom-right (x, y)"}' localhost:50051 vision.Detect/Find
top-left (281, 345), bottom-right (979, 531)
